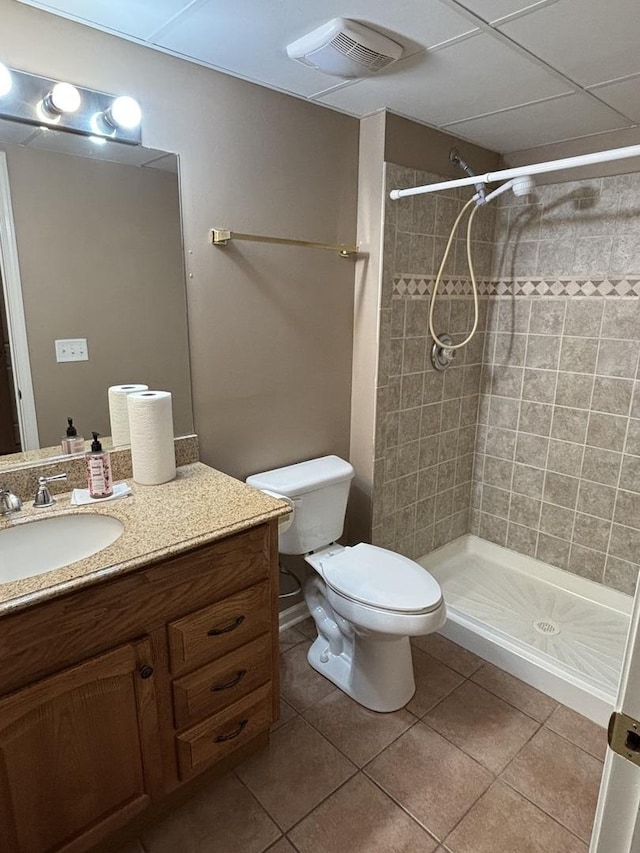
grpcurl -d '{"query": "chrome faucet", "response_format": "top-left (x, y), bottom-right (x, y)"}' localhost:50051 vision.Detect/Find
top-left (0, 485), bottom-right (22, 516)
top-left (33, 473), bottom-right (67, 508)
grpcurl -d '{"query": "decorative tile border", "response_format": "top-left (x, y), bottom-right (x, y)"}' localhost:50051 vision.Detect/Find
top-left (393, 275), bottom-right (640, 298)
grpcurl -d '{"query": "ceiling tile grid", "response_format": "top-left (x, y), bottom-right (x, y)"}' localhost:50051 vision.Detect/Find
top-left (451, 0), bottom-right (559, 26)
top-left (443, 92), bottom-right (631, 152)
top-left (317, 33), bottom-right (572, 127)
top-left (15, 0), bottom-right (640, 153)
top-left (590, 75), bottom-right (640, 124)
top-left (18, 0), bottom-right (195, 41)
top-left (152, 0), bottom-right (479, 98)
top-left (498, 0), bottom-right (640, 88)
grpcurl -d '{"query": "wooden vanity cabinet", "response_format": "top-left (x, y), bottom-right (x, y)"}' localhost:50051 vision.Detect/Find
top-left (0, 638), bottom-right (161, 853)
top-left (0, 519), bottom-right (280, 853)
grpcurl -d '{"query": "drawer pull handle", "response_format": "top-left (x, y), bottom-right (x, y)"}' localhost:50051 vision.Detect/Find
top-left (207, 615), bottom-right (245, 636)
top-left (214, 718), bottom-right (248, 743)
top-left (210, 669), bottom-right (247, 692)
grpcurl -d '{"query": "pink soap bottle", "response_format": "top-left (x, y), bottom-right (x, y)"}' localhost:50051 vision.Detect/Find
top-left (85, 432), bottom-right (113, 498)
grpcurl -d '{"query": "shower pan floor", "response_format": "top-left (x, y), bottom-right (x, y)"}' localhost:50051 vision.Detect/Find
top-left (419, 535), bottom-right (632, 726)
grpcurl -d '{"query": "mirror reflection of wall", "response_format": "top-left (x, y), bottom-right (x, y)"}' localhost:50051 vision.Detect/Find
top-left (0, 131), bottom-right (194, 458)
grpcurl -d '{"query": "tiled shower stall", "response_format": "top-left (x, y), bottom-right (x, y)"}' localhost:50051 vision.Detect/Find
top-left (372, 163), bottom-right (640, 597)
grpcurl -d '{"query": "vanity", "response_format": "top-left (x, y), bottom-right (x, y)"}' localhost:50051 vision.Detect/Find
top-left (0, 461), bottom-right (288, 853)
top-left (0, 63), bottom-right (293, 852)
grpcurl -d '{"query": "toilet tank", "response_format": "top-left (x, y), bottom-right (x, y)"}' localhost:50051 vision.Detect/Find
top-left (246, 455), bottom-right (354, 554)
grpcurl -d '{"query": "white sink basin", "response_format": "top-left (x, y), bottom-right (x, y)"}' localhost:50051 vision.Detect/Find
top-left (0, 513), bottom-right (124, 583)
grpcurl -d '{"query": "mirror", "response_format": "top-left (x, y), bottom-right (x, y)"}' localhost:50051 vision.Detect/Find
top-left (0, 119), bottom-right (193, 467)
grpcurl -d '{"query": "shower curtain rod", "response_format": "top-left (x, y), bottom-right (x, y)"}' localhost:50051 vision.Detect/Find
top-left (389, 142), bottom-right (640, 200)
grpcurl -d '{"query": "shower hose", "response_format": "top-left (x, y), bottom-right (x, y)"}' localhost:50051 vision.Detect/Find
top-left (428, 195), bottom-right (481, 350)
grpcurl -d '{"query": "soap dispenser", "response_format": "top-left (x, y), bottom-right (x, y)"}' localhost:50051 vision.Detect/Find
top-left (61, 417), bottom-right (84, 454)
top-left (85, 432), bottom-right (113, 498)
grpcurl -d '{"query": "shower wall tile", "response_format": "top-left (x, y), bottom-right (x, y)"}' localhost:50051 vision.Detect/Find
top-left (474, 293), bottom-right (640, 593)
top-left (373, 164), bottom-right (486, 561)
top-left (492, 173), bottom-right (640, 280)
top-left (605, 555), bottom-right (639, 596)
top-left (375, 163), bottom-right (640, 596)
top-left (555, 373), bottom-right (594, 410)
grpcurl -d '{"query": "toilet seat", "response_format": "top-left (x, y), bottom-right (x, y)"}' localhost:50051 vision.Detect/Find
top-left (312, 543), bottom-right (443, 614)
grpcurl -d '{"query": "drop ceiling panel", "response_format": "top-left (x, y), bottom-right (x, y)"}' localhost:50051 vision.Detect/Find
top-left (592, 77), bottom-right (640, 124)
top-left (454, 0), bottom-right (559, 24)
top-left (18, 0), bottom-right (193, 40)
top-left (15, 0), bottom-right (640, 153)
top-left (319, 34), bottom-right (571, 126)
top-left (154, 0), bottom-right (479, 98)
top-left (445, 93), bottom-right (631, 152)
top-left (499, 0), bottom-right (640, 87)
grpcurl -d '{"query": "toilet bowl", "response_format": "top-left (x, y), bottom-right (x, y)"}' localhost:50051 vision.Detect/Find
top-left (246, 455), bottom-right (447, 712)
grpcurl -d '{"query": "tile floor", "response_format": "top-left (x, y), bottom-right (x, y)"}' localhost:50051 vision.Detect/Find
top-left (124, 620), bottom-right (607, 853)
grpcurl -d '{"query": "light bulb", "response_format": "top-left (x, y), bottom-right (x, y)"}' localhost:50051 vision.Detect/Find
top-left (0, 63), bottom-right (12, 97)
top-left (106, 95), bottom-right (141, 129)
top-left (48, 82), bottom-right (81, 114)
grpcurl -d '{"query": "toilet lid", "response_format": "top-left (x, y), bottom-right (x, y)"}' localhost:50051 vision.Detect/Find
top-left (320, 543), bottom-right (443, 613)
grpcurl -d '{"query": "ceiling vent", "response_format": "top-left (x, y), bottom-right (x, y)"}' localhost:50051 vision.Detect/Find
top-left (287, 18), bottom-right (404, 79)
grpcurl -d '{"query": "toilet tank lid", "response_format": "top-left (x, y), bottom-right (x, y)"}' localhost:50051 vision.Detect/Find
top-left (246, 455), bottom-right (354, 497)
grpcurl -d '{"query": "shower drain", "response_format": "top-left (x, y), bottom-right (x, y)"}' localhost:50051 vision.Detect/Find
top-left (533, 619), bottom-right (561, 636)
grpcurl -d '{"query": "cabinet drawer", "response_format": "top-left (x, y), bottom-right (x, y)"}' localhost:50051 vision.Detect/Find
top-left (0, 523), bottom-right (272, 697)
top-left (176, 683), bottom-right (272, 780)
top-left (172, 635), bottom-right (271, 729)
top-left (168, 581), bottom-right (270, 675)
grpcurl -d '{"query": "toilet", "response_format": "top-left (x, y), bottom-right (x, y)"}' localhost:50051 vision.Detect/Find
top-left (246, 455), bottom-right (446, 713)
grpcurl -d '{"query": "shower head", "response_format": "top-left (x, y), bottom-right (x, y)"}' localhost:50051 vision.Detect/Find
top-left (450, 147), bottom-right (486, 204)
top-left (512, 175), bottom-right (535, 196)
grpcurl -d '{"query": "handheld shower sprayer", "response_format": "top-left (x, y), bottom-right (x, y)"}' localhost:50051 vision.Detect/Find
top-left (512, 175), bottom-right (536, 196)
top-left (429, 157), bottom-right (536, 364)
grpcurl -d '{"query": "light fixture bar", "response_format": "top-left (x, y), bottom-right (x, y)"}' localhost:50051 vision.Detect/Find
top-left (389, 143), bottom-right (640, 200)
top-left (0, 66), bottom-right (142, 145)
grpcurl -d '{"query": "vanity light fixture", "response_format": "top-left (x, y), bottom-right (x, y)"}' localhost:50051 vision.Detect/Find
top-left (0, 63), bottom-right (142, 144)
top-left (91, 94), bottom-right (142, 138)
top-left (105, 96), bottom-right (142, 130)
top-left (0, 63), bottom-right (12, 97)
top-left (41, 82), bottom-right (81, 116)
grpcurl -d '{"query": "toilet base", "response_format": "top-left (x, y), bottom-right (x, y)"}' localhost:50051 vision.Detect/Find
top-left (307, 631), bottom-right (416, 713)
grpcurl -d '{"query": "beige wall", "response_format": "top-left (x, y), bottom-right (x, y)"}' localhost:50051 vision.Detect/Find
top-left (3, 145), bottom-right (192, 447)
top-left (348, 113), bottom-right (386, 543)
top-left (504, 127), bottom-right (640, 184)
top-left (1, 0), bottom-right (358, 478)
top-left (385, 113), bottom-right (500, 178)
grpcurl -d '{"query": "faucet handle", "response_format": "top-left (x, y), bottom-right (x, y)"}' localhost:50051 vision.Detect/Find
top-left (0, 485), bottom-right (22, 516)
top-left (33, 473), bottom-right (67, 508)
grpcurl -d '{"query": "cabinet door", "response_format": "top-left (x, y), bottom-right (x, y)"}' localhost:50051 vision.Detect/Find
top-left (0, 638), bottom-right (162, 853)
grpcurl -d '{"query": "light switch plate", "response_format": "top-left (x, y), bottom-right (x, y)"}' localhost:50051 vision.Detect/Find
top-left (55, 338), bottom-right (89, 363)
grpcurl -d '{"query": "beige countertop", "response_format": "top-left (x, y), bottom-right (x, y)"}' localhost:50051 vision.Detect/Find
top-left (0, 462), bottom-right (290, 618)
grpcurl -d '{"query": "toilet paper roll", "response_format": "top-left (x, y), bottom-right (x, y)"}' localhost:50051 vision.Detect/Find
top-left (127, 390), bottom-right (176, 485)
top-left (108, 384), bottom-right (149, 446)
